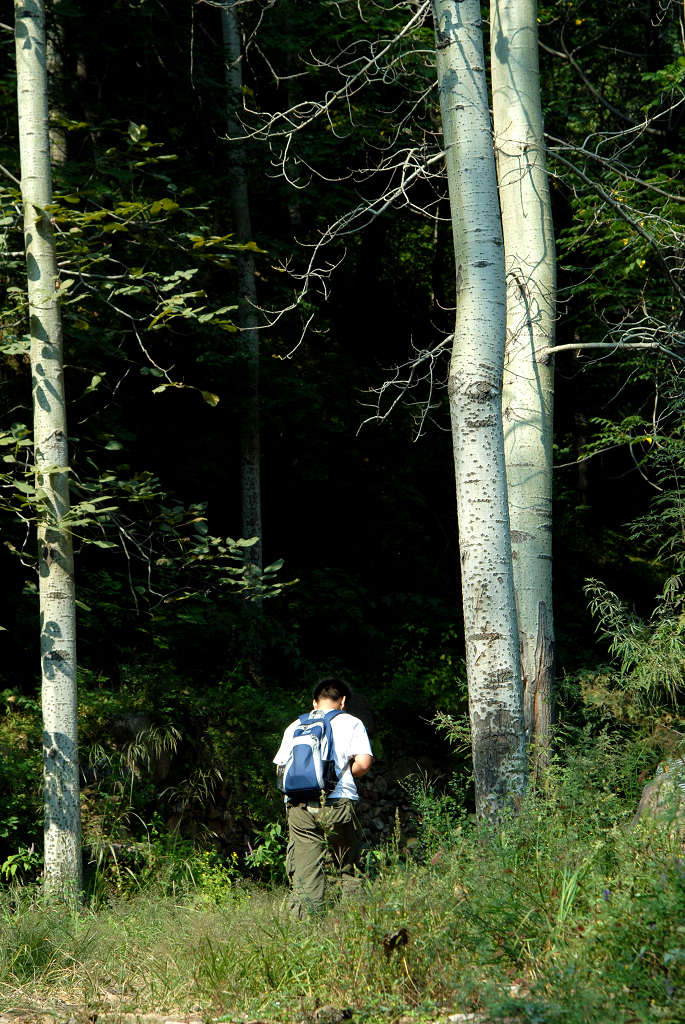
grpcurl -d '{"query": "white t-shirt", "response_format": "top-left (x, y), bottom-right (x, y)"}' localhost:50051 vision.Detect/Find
top-left (273, 711), bottom-right (373, 801)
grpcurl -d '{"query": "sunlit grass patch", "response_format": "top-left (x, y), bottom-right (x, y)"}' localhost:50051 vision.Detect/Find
top-left (0, 734), bottom-right (684, 1023)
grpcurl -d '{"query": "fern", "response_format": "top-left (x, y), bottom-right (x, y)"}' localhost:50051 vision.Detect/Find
top-left (584, 576), bottom-right (685, 708)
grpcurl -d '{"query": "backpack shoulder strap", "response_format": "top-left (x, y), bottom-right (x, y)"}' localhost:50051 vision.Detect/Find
top-left (321, 709), bottom-right (342, 753)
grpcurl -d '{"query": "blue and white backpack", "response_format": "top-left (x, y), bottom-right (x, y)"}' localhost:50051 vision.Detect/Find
top-left (279, 709), bottom-right (342, 802)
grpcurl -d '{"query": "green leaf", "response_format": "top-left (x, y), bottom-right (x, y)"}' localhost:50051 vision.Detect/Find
top-left (110, 284), bottom-right (147, 297)
top-left (150, 198), bottom-right (180, 216)
top-left (55, 278), bottom-right (75, 297)
top-left (200, 391), bottom-right (221, 407)
top-left (105, 440), bottom-right (123, 451)
top-left (158, 268), bottom-right (198, 291)
top-left (83, 374), bottom-right (103, 396)
top-left (128, 122), bottom-right (148, 143)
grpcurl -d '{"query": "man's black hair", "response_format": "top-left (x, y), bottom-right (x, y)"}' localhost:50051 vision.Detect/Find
top-left (313, 676), bottom-right (352, 702)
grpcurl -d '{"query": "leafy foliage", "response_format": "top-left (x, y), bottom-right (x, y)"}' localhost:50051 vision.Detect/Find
top-left (0, 692), bottom-right (42, 865)
top-left (585, 576), bottom-right (685, 711)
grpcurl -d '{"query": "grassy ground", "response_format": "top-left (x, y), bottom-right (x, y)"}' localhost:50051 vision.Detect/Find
top-left (1, 738), bottom-right (683, 1024)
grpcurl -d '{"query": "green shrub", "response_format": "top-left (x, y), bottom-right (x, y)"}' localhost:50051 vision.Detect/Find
top-left (244, 821), bottom-right (287, 886)
top-left (0, 692), bottom-right (42, 865)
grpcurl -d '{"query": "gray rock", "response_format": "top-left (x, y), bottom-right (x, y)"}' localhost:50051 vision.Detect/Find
top-left (632, 759), bottom-right (685, 837)
top-left (311, 1006), bottom-right (352, 1024)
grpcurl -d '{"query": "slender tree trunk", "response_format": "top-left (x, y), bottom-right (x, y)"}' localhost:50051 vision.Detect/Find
top-left (491, 0), bottom-right (556, 759)
top-left (432, 0), bottom-right (526, 818)
top-left (15, 0), bottom-right (81, 897)
top-left (221, 2), bottom-right (262, 569)
top-left (45, 0), bottom-right (67, 166)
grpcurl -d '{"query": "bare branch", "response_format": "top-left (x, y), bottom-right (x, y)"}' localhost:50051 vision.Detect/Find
top-left (238, 1), bottom-right (431, 141)
top-left (0, 162), bottom-right (21, 187)
top-left (545, 133), bottom-right (685, 202)
top-left (539, 341), bottom-right (685, 364)
top-left (549, 149), bottom-right (685, 303)
top-left (358, 332), bottom-right (453, 439)
top-left (540, 37), bottom-right (667, 136)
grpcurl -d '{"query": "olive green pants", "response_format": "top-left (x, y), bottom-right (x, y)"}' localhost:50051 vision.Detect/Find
top-left (285, 798), bottom-right (362, 918)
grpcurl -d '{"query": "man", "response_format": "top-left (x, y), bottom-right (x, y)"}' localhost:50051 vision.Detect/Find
top-left (273, 676), bottom-right (373, 918)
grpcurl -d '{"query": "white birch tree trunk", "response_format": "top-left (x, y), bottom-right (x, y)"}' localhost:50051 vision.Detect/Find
top-left (15, 0), bottom-right (81, 897)
top-left (491, 0), bottom-right (556, 756)
top-left (221, 2), bottom-right (262, 570)
top-left (432, 0), bottom-right (526, 817)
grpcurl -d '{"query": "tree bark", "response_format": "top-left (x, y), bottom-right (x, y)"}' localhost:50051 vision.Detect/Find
top-left (221, 2), bottom-right (262, 569)
top-left (15, 0), bottom-right (81, 897)
top-left (491, 0), bottom-right (556, 759)
top-left (45, 0), bottom-right (67, 166)
top-left (432, 0), bottom-right (527, 818)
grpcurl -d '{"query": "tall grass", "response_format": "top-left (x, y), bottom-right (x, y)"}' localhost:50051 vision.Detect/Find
top-left (0, 733), bottom-right (683, 1023)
